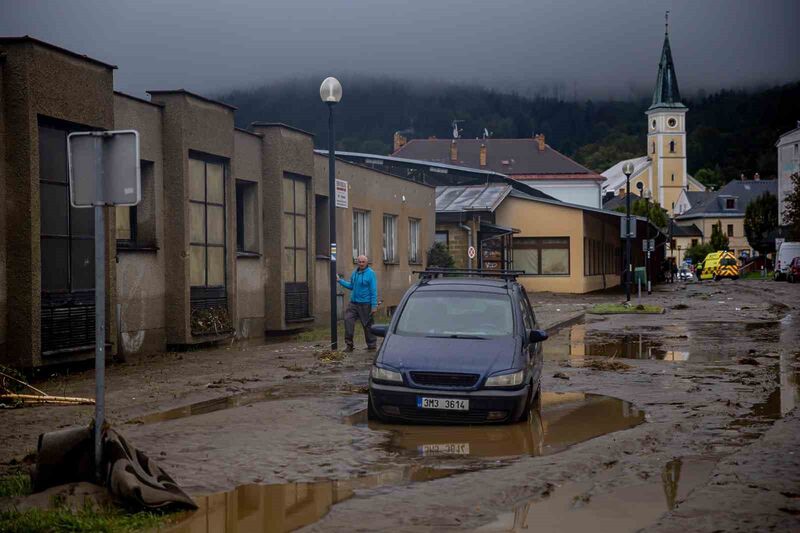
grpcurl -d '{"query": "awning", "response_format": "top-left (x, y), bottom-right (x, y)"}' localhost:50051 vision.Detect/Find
top-left (479, 221), bottom-right (519, 240)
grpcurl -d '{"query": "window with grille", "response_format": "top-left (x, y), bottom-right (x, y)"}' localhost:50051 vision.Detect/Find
top-left (408, 218), bottom-right (421, 264)
top-left (189, 156), bottom-right (226, 289)
top-left (352, 210), bottom-right (370, 260)
top-left (727, 224), bottom-right (734, 237)
top-left (383, 214), bottom-right (398, 263)
top-left (282, 174), bottom-right (308, 283)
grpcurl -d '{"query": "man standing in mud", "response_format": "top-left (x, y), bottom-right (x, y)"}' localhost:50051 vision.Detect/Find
top-left (337, 255), bottom-right (378, 352)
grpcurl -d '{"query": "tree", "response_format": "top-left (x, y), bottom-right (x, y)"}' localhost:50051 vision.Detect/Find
top-left (693, 166), bottom-right (725, 190)
top-left (744, 191), bottom-right (779, 255)
top-left (783, 172), bottom-right (800, 241)
top-left (426, 242), bottom-right (455, 268)
top-left (614, 199), bottom-right (668, 228)
top-left (710, 221), bottom-right (729, 251)
top-left (685, 242), bottom-right (714, 265)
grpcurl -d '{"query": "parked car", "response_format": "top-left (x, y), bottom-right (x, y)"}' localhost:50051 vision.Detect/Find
top-left (677, 268), bottom-right (693, 281)
top-left (367, 269), bottom-right (547, 425)
top-left (788, 257), bottom-right (800, 283)
top-left (775, 242), bottom-right (800, 281)
top-left (697, 251), bottom-right (739, 281)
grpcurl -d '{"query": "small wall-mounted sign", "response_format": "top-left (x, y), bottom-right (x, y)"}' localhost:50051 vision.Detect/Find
top-left (335, 179), bottom-right (348, 208)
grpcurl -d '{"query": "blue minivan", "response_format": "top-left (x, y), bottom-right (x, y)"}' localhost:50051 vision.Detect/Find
top-left (368, 270), bottom-right (547, 424)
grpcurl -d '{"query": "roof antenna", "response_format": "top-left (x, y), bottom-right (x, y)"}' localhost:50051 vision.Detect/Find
top-left (665, 10), bottom-right (669, 35)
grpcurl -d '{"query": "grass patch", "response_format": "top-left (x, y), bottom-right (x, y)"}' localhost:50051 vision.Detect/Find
top-left (0, 474), bottom-right (31, 498)
top-left (0, 506), bottom-right (169, 533)
top-left (588, 303), bottom-right (664, 315)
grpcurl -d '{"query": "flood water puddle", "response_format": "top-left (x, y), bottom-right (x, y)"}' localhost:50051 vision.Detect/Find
top-left (165, 393), bottom-right (645, 532)
top-left (348, 392), bottom-right (645, 459)
top-left (478, 456), bottom-right (717, 532)
top-left (163, 465), bottom-right (456, 533)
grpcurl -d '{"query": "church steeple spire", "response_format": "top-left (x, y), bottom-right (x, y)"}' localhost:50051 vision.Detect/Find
top-left (649, 10), bottom-right (685, 111)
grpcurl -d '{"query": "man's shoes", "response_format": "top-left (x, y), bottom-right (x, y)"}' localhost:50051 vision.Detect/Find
top-left (366, 345), bottom-right (377, 351)
top-left (343, 345), bottom-right (355, 353)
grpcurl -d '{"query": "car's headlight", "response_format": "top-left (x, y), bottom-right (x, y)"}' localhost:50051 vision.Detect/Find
top-left (370, 365), bottom-right (402, 383)
top-left (485, 369), bottom-right (524, 387)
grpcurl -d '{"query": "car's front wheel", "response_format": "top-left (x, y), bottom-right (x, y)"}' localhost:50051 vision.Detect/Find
top-left (367, 394), bottom-right (380, 421)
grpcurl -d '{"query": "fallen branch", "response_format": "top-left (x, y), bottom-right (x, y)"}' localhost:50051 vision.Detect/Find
top-left (0, 370), bottom-right (49, 396)
top-left (0, 393), bottom-right (95, 405)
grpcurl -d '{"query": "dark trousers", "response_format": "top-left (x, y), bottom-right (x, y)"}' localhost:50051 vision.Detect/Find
top-left (344, 302), bottom-right (376, 348)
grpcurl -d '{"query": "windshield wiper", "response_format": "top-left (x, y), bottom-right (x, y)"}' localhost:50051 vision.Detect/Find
top-left (425, 334), bottom-right (488, 340)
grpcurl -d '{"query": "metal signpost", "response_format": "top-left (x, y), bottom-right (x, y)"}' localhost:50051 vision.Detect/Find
top-left (67, 130), bottom-right (140, 480)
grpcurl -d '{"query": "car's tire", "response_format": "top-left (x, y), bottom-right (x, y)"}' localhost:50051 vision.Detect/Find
top-left (714, 275), bottom-right (720, 281)
top-left (732, 276), bottom-right (739, 281)
top-left (532, 383), bottom-right (542, 412)
top-left (518, 384), bottom-right (533, 422)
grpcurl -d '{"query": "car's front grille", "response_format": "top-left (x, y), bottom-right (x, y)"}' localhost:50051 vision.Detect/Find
top-left (393, 406), bottom-right (497, 424)
top-left (409, 372), bottom-right (480, 388)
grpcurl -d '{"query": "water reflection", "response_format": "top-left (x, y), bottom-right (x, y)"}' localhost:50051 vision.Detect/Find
top-left (479, 457), bottom-right (716, 532)
top-left (545, 324), bottom-right (688, 361)
top-left (349, 392), bottom-right (645, 459)
top-left (164, 466), bottom-right (455, 533)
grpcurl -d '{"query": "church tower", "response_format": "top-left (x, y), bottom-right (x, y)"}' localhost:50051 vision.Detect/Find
top-left (646, 13), bottom-right (687, 217)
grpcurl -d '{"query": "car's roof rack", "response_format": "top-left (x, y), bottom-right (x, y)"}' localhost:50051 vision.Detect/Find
top-left (414, 268), bottom-right (525, 283)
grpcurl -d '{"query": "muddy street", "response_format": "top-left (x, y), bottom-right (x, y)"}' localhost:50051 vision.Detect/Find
top-left (3, 279), bottom-right (800, 532)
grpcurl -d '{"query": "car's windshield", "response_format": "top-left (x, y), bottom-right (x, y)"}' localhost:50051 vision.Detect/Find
top-left (395, 291), bottom-right (514, 338)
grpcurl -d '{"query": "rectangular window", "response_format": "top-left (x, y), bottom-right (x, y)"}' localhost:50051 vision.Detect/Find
top-left (383, 214), bottom-right (398, 263)
top-left (434, 231), bottom-right (449, 246)
top-left (691, 238), bottom-right (698, 247)
top-left (725, 198), bottom-right (735, 209)
top-left (727, 224), bottom-right (734, 237)
top-left (352, 210), bottom-right (370, 260)
top-left (282, 174), bottom-right (308, 283)
top-left (189, 156), bottom-right (227, 288)
top-left (671, 239), bottom-right (677, 249)
top-left (514, 237), bottom-right (569, 275)
top-left (315, 195), bottom-right (329, 257)
top-left (236, 180), bottom-right (259, 254)
top-left (408, 218), bottom-right (421, 264)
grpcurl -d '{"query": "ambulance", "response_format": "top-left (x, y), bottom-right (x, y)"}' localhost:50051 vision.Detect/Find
top-left (697, 251), bottom-right (739, 281)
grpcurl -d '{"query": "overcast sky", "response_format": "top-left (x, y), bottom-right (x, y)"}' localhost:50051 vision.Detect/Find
top-left (1, 0), bottom-right (798, 99)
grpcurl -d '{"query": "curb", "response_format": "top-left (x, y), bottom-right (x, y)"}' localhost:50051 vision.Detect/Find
top-left (543, 311), bottom-right (586, 335)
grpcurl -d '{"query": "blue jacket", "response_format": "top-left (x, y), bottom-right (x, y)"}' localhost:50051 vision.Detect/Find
top-left (338, 266), bottom-right (378, 306)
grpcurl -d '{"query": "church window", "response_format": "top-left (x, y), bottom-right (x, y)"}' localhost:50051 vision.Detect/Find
top-left (651, 119), bottom-right (656, 129)
top-left (669, 140), bottom-right (675, 153)
top-left (652, 142), bottom-right (655, 154)
top-left (667, 117), bottom-right (677, 128)
top-left (671, 173), bottom-right (674, 182)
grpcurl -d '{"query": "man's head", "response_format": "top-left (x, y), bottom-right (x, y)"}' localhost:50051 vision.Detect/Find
top-left (357, 255), bottom-right (368, 270)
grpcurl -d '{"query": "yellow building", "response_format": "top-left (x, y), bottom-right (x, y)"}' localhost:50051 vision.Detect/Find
top-left (602, 22), bottom-right (706, 217)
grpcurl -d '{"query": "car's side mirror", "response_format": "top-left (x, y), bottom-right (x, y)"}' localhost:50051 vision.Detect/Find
top-left (529, 329), bottom-right (548, 343)
top-left (370, 324), bottom-right (388, 337)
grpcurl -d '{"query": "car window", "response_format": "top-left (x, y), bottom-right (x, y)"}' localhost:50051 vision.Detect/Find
top-left (520, 287), bottom-right (537, 327)
top-left (720, 258), bottom-right (736, 266)
top-left (395, 291), bottom-right (514, 338)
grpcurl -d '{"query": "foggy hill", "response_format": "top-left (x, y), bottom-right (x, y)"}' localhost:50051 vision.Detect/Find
top-left (219, 77), bottom-right (800, 188)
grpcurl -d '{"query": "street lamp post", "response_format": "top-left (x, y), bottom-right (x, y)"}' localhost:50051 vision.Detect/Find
top-left (320, 77), bottom-right (342, 349)
top-left (643, 187), bottom-right (653, 295)
top-left (622, 161), bottom-right (635, 302)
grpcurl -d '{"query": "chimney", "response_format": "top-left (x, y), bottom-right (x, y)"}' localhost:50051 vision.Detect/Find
top-left (393, 132), bottom-right (407, 152)
top-left (450, 140), bottom-right (458, 162)
top-left (753, 172), bottom-right (761, 181)
top-left (534, 133), bottom-right (545, 152)
top-left (479, 144), bottom-right (487, 166)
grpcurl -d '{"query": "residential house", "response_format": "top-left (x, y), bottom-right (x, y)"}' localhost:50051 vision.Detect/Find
top-left (777, 123), bottom-right (800, 228)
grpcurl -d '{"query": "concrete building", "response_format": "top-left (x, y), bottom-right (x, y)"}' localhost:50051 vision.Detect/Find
top-left (0, 37), bottom-right (435, 369)
top-left (674, 178), bottom-right (777, 261)
top-left (776, 123), bottom-right (800, 228)
top-left (602, 24), bottom-right (706, 217)
top-left (391, 135), bottom-right (605, 208)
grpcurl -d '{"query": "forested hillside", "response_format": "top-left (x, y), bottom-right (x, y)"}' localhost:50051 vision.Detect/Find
top-left (219, 78), bottom-right (800, 189)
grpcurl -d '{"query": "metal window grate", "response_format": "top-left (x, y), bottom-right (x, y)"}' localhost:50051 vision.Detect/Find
top-left (41, 301), bottom-right (95, 355)
top-left (285, 282), bottom-right (310, 321)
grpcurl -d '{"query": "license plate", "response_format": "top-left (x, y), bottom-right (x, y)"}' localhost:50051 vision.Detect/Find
top-left (417, 397), bottom-right (469, 411)
top-left (419, 443), bottom-right (470, 456)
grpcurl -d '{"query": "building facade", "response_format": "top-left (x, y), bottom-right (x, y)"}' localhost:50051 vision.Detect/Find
top-left (777, 124), bottom-right (800, 228)
top-left (0, 37), bottom-right (435, 368)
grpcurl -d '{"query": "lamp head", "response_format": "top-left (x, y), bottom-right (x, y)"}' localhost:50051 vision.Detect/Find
top-left (320, 77), bottom-right (342, 104)
top-left (644, 189), bottom-right (652, 200)
top-left (622, 161), bottom-right (635, 177)
top-left (636, 181), bottom-right (644, 192)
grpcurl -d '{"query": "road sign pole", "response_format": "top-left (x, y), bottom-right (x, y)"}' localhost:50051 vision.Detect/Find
top-left (93, 137), bottom-right (105, 482)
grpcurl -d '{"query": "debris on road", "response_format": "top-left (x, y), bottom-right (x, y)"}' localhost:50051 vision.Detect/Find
top-left (316, 349), bottom-right (346, 363)
top-left (583, 359), bottom-right (632, 371)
